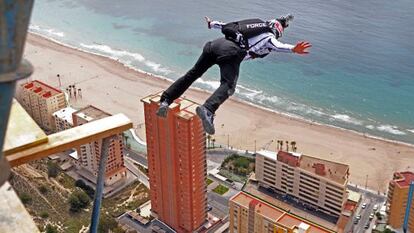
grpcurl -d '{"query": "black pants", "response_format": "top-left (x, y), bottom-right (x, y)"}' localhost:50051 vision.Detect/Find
top-left (160, 38), bottom-right (246, 113)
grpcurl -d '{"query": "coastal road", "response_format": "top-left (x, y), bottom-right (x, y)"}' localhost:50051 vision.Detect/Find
top-left (124, 148), bottom-right (148, 168)
top-left (125, 157), bottom-right (149, 188)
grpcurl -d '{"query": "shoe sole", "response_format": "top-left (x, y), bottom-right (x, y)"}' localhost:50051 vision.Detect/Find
top-left (156, 106), bottom-right (168, 118)
top-left (196, 106), bottom-right (215, 135)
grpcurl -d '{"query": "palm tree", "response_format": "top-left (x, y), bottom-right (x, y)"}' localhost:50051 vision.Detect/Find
top-left (286, 140), bottom-right (289, 151)
top-left (123, 134), bottom-right (130, 148)
top-left (280, 141), bottom-right (283, 151)
top-left (291, 141), bottom-right (297, 152)
top-left (78, 88), bottom-right (82, 98)
top-left (212, 138), bottom-right (216, 148)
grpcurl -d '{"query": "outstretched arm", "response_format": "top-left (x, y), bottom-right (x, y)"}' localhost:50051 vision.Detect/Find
top-left (291, 41), bottom-right (312, 54)
top-left (268, 37), bottom-right (311, 54)
top-left (205, 16), bottom-right (225, 29)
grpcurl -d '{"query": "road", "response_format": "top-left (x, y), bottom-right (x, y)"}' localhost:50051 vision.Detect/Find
top-left (125, 157), bottom-right (149, 188)
top-left (124, 148), bottom-right (148, 168)
top-left (345, 185), bottom-right (386, 233)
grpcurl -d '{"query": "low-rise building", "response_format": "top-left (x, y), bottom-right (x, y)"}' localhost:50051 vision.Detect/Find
top-left (255, 150), bottom-right (350, 217)
top-left (387, 171), bottom-right (414, 232)
top-left (52, 106), bottom-right (77, 131)
top-left (229, 191), bottom-right (335, 233)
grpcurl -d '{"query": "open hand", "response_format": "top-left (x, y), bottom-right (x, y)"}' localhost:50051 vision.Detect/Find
top-left (292, 41), bottom-right (312, 54)
top-left (205, 16), bottom-right (211, 29)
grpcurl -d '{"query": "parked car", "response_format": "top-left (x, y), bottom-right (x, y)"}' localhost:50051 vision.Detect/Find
top-left (369, 213), bottom-right (374, 220)
top-left (364, 222), bottom-right (370, 229)
top-left (354, 219), bottom-right (359, 225)
top-left (356, 214), bottom-right (361, 220)
top-left (373, 204), bottom-right (379, 211)
top-left (362, 203), bottom-right (367, 209)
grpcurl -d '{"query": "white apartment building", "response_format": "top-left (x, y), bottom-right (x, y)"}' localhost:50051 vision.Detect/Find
top-left (16, 80), bottom-right (66, 131)
top-left (255, 150), bottom-right (350, 217)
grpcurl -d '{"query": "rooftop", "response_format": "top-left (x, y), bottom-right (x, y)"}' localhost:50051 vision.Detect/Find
top-left (230, 192), bottom-right (334, 233)
top-left (22, 80), bottom-right (62, 98)
top-left (392, 171), bottom-right (414, 188)
top-left (257, 150), bottom-right (349, 185)
top-left (141, 93), bottom-right (199, 120)
top-left (73, 105), bottom-right (111, 123)
top-left (53, 106), bottom-right (77, 125)
top-left (299, 154), bottom-right (349, 185)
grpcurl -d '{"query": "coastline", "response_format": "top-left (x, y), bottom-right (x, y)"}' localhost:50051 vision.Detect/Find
top-left (23, 32), bottom-right (414, 191)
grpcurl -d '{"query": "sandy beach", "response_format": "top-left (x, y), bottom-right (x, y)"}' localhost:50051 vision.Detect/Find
top-left (22, 33), bottom-right (414, 192)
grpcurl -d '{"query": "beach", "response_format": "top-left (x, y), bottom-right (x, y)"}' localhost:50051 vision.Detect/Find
top-left (23, 33), bottom-right (414, 192)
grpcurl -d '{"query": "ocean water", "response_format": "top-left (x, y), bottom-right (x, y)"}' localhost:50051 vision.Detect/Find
top-left (30, 0), bottom-right (414, 144)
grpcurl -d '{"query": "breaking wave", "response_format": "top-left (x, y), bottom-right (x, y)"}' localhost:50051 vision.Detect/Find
top-left (376, 125), bottom-right (406, 135)
top-left (330, 114), bottom-right (363, 125)
top-left (80, 43), bottom-right (171, 75)
top-left (29, 24), bottom-right (65, 38)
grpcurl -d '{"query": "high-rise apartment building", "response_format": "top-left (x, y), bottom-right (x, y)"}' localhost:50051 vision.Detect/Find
top-left (142, 93), bottom-right (207, 233)
top-left (229, 191), bottom-right (334, 233)
top-left (256, 150), bottom-right (349, 217)
top-left (72, 105), bottom-right (127, 186)
top-left (387, 171), bottom-right (414, 232)
top-left (16, 80), bottom-right (66, 131)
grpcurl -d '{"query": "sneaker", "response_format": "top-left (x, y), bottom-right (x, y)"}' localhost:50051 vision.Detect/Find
top-left (156, 101), bottom-right (169, 118)
top-left (196, 105), bottom-right (215, 134)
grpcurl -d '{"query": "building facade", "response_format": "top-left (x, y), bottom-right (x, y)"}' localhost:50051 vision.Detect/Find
top-left (142, 94), bottom-right (207, 233)
top-left (52, 106), bottom-right (77, 131)
top-left (72, 105), bottom-right (127, 186)
top-left (229, 191), bottom-right (334, 233)
top-left (255, 150), bottom-right (349, 217)
top-left (16, 80), bottom-right (66, 131)
top-left (387, 171), bottom-right (414, 232)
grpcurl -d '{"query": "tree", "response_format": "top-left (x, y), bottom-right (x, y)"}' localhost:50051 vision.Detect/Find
top-left (69, 190), bottom-right (90, 212)
top-left (40, 211), bottom-right (49, 219)
top-left (212, 138), bottom-right (216, 148)
top-left (291, 141), bottom-right (297, 152)
top-left (47, 161), bottom-right (60, 178)
top-left (19, 193), bottom-right (32, 205)
top-left (280, 141), bottom-right (283, 151)
top-left (98, 214), bottom-right (119, 233)
top-left (45, 224), bottom-right (58, 233)
top-left (38, 185), bottom-right (48, 194)
top-left (285, 140), bottom-right (289, 151)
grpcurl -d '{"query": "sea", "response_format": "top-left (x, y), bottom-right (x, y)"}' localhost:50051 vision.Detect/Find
top-left (29, 0), bottom-right (414, 144)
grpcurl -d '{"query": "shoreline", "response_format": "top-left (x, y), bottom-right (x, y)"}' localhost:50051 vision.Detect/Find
top-left (23, 32), bottom-right (414, 191)
top-left (27, 31), bottom-right (414, 149)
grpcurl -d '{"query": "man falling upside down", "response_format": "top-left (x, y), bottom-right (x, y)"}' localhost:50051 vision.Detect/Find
top-left (157, 14), bottom-right (311, 134)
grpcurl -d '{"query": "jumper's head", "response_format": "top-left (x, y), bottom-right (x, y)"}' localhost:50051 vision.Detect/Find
top-left (268, 14), bottom-right (294, 38)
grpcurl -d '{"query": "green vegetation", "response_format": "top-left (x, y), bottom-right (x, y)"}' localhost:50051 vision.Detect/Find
top-left (45, 224), bottom-right (58, 233)
top-left (75, 179), bottom-right (95, 198)
top-left (206, 178), bottom-right (213, 186)
top-left (47, 161), bottom-right (60, 178)
top-left (382, 229), bottom-right (396, 233)
top-left (19, 192), bottom-right (32, 205)
top-left (40, 211), bottom-right (49, 219)
top-left (98, 214), bottom-right (125, 233)
top-left (38, 185), bottom-right (48, 194)
top-left (68, 190), bottom-right (90, 212)
top-left (221, 154), bottom-right (255, 177)
top-left (212, 184), bottom-right (229, 195)
top-left (58, 172), bottom-right (75, 189)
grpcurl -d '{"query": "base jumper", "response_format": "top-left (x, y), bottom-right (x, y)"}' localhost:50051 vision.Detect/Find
top-left (157, 15), bottom-right (311, 134)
